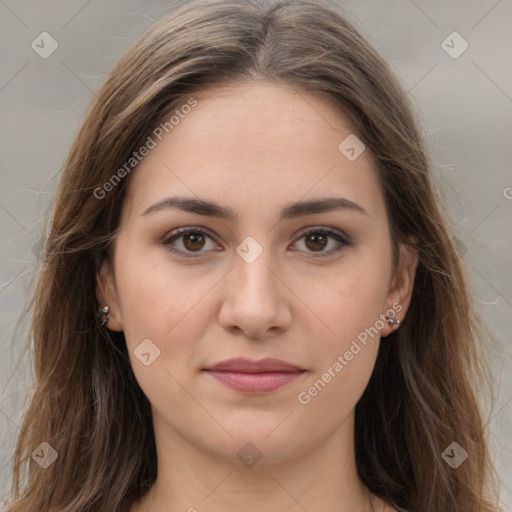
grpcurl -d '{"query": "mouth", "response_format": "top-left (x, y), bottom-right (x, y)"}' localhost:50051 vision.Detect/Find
top-left (202, 357), bottom-right (307, 394)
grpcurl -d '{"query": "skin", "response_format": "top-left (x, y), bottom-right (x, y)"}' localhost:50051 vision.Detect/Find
top-left (96, 81), bottom-right (417, 512)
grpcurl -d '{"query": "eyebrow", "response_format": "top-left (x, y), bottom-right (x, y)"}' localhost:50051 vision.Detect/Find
top-left (141, 196), bottom-right (369, 221)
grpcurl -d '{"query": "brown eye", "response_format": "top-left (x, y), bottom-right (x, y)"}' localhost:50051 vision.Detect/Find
top-left (182, 232), bottom-right (206, 251)
top-left (305, 232), bottom-right (328, 251)
top-left (292, 228), bottom-right (351, 258)
top-left (162, 228), bottom-right (219, 258)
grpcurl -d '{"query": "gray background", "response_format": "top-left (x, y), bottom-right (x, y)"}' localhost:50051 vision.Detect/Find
top-left (0, 0), bottom-right (510, 509)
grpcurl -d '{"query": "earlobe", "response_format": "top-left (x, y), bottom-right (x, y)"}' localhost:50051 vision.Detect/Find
top-left (95, 259), bottom-right (124, 332)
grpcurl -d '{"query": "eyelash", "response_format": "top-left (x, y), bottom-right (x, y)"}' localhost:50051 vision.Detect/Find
top-left (161, 226), bottom-right (352, 259)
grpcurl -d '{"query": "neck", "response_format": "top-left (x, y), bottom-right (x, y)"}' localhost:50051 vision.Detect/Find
top-left (132, 411), bottom-right (377, 512)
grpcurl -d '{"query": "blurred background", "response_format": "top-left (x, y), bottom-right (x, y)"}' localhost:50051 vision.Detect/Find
top-left (0, 0), bottom-right (511, 509)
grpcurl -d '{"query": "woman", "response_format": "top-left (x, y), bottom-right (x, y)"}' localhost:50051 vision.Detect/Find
top-left (5, 0), bottom-right (502, 511)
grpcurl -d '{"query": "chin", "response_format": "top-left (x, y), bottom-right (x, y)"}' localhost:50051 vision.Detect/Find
top-left (199, 421), bottom-right (314, 467)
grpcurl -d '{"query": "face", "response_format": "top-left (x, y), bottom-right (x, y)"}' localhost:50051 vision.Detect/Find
top-left (96, 81), bottom-right (417, 465)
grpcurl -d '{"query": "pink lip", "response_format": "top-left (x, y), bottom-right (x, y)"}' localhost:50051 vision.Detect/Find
top-left (203, 358), bottom-right (306, 393)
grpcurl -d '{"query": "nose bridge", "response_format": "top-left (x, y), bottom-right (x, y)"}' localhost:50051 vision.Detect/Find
top-left (231, 241), bottom-right (280, 305)
top-left (218, 238), bottom-right (291, 336)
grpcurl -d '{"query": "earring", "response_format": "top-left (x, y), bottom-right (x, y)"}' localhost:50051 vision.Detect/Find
top-left (385, 316), bottom-right (401, 328)
top-left (98, 305), bottom-right (109, 327)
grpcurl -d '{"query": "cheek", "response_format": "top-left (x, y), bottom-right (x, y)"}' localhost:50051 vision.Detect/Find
top-left (295, 289), bottom-right (385, 427)
top-left (304, 246), bottom-right (392, 349)
top-left (295, 245), bottom-right (392, 404)
top-left (112, 253), bottom-right (215, 409)
top-left (112, 240), bottom-right (217, 356)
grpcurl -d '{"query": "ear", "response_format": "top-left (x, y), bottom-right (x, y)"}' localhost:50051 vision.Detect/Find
top-left (381, 241), bottom-right (418, 337)
top-left (95, 259), bottom-right (124, 332)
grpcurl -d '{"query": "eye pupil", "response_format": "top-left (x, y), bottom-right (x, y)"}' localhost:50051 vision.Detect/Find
top-left (183, 233), bottom-right (205, 251)
top-left (305, 233), bottom-right (327, 251)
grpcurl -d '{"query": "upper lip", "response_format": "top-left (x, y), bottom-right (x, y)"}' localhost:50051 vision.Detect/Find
top-left (204, 357), bottom-right (304, 373)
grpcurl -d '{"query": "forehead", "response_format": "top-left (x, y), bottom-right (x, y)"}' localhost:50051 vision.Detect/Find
top-left (122, 81), bottom-right (385, 222)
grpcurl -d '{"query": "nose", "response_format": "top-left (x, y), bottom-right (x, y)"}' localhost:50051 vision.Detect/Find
top-left (218, 248), bottom-right (292, 340)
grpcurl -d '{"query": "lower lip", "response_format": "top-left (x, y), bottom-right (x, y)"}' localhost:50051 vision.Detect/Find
top-left (204, 370), bottom-right (305, 393)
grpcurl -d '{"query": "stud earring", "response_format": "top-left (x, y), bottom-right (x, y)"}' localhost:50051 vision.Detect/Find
top-left (385, 316), bottom-right (401, 328)
top-left (98, 305), bottom-right (109, 327)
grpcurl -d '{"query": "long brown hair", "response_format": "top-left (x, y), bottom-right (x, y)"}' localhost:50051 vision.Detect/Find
top-left (5, 0), bottom-right (502, 510)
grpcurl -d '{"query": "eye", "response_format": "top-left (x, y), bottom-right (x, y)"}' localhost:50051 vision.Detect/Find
top-left (162, 227), bottom-right (220, 258)
top-left (291, 228), bottom-right (351, 257)
top-left (162, 226), bottom-right (351, 259)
